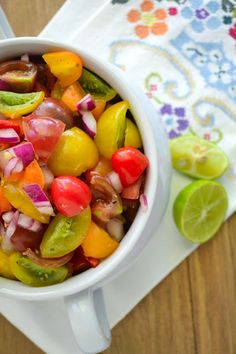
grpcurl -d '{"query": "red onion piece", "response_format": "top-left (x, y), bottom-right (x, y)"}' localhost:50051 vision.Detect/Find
top-left (3, 157), bottom-right (23, 178)
top-left (0, 128), bottom-right (20, 144)
top-left (2, 211), bottom-right (14, 224)
top-left (81, 111), bottom-right (97, 138)
top-left (106, 171), bottom-right (123, 193)
top-left (2, 211), bottom-right (19, 252)
top-left (139, 194), bottom-right (148, 211)
top-left (23, 183), bottom-right (54, 216)
top-left (18, 213), bottom-right (42, 232)
top-left (106, 218), bottom-right (124, 242)
top-left (41, 165), bottom-right (54, 189)
top-left (0, 79), bottom-right (10, 91)
top-left (21, 53), bottom-right (29, 62)
top-left (23, 248), bottom-right (74, 268)
top-left (77, 94), bottom-right (96, 112)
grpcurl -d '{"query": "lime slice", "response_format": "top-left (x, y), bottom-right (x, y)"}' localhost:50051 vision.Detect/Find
top-left (170, 135), bottom-right (228, 179)
top-left (0, 91), bottom-right (45, 118)
top-left (173, 180), bottom-right (228, 243)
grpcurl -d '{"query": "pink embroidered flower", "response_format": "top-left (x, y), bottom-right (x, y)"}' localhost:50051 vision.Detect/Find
top-left (229, 24), bottom-right (236, 40)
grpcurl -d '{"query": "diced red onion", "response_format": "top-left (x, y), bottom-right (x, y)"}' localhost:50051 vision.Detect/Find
top-left (139, 194), bottom-right (148, 211)
top-left (23, 248), bottom-right (74, 268)
top-left (81, 111), bottom-right (97, 138)
top-left (41, 165), bottom-right (54, 189)
top-left (0, 128), bottom-right (20, 144)
top-left (2, 211), bottom-right (14, 224)
top-left (106, 171), bottom-right (123, 193)
top-left (0, 142), bottom-right (35, 176)
top-left (23, 183), bottom-right (54, 216)
top-left (3, 157), bottom-right (23, 177)
top-left (21, 53), bottom-right (29, 62)
top-left (2, 211), bottom-right (19, 252)
top-left (106, 218), bottom-right (124, 242)
top-left (77, 94), bottom-right (96, 112)
top-left (18, 213), bottom-right (42, 232)
top-left (0, 79), bottom-right (10, 91)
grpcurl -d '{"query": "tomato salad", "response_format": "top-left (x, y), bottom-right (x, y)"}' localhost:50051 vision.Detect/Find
top-left (0, 51), bottom-right (148, 286)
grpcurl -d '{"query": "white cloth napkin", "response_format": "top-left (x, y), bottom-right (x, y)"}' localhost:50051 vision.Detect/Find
top-left (1, 1), bottom-right (236, 353)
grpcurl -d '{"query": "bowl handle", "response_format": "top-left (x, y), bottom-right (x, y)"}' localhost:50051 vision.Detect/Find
top-left (65, 288), bottom-right (111, 354)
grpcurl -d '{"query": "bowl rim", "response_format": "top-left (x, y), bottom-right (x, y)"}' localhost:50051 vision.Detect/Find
top-left (0, 37), bottom-right (160, 300)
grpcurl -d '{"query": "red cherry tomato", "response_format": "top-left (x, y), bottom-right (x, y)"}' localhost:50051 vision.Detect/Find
top-left (111, 146), bottom-right (148, 187)
top-left (51, 176), bottom-right (92, 217)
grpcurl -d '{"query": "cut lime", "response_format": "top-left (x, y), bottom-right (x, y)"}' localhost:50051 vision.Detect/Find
top-left (170, 135), bottom-right (228, 179)
top-left (173, 180), bottom-right (228, 243)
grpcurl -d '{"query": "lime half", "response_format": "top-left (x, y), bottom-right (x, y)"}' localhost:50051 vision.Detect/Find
top-left (170, 135), bottom-right (228, 179)
top-left (173, 180), bottom-right (228, 243)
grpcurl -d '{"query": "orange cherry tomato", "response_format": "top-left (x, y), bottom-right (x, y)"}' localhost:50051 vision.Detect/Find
top-left (0, 186), bottom-right (12, 213)
top-left (92, 99), bottom-right (106, 120)
top-left (43, 51), bottom-right (83, 87)
top-left (61, 82), bottom-right (85, 111)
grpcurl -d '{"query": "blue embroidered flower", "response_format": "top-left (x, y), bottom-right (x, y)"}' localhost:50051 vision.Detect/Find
top-left (180, 0), bottom-right (221, 32)
top-left (160, 104), bottom-right (189, 139)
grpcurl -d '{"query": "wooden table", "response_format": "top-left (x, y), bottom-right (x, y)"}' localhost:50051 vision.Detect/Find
top-left (0, 1), bottom-right (236, 353)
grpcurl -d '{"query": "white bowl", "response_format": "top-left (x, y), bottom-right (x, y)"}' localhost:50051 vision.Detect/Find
top-left (0, 37), bottom-right (171, 353)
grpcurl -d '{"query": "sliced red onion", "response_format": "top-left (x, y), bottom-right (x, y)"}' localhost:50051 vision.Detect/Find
top-left (41, 165), bottom-right (54, 189)
top-left (3, 156), bottom-right (23, 177)
top-left (77, 94), bottom-right (96, 112)
top-left (21, 53), bottom-right (29, 62)
top-left (0, 142), bottom-right (35, 175)
top-left (18, 213), bottom-right (42, 232)
top-left (8, 142), bottom-right (35, 167)
top-left (81, 111), bottom-right (97, 138)
top-left (139, 194), bottom-right (148, 211)
top-left (1, 211), bottom-right (19, 252)
top-left (2, 211), bottom-right (14, 224)
top-left (0, 79), bottom-right (10, 91)
top-left (23, 248), bottom-right (74, 268)
top-left (106, 218), bottom-right (124, 242)
top-left (106, 171), bottom-right (123, 194)
top-left (23, 183), bottom-right (54, 216)
top-left (0, 128), bottom-right (20, 144)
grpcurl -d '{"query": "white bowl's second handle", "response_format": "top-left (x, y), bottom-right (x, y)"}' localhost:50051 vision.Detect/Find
top-left (65, 288), bottom-right (111, 354)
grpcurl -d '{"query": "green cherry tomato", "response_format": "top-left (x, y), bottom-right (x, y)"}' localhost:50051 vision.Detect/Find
top-left (9, 253), bottom-right (68, 287)
top-left (40, 207), bottom-right (91, 258)
top-left (48, 127), bottom-right (99, 176)
top-left (95, 101), bottom-right (128, 159)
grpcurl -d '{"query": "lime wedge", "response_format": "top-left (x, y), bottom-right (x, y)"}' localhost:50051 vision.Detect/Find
top-left (170, 135), bottom-right (228, 179)
top-left (173, 180), bottom-right (228, 243)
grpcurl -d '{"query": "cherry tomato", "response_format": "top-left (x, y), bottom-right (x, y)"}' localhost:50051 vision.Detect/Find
top-left (23, 116), bottom-right (65, 161)
top-left (111, 146), bottom-right (148, 187)
top-left (30, 98), bottom-right (74, 129)
top-left (11, 226), bottom-right (46, 252)
top-left (0, 119), bottom-right (21, 136)
top-left (51, 176), bottom-right (92, 217)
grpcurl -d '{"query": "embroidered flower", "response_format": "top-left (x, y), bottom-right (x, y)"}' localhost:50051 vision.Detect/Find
top-left (160, 104), bottom-right (189, 139)
top-left (127, 1), bottom-right (177, 39)
top-left (229, 24), bottom-right (236, 40)
top-left (195, 8), bottom-right (210, 20)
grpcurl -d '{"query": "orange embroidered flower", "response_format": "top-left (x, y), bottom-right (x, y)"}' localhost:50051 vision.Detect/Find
top-left (127, 1), bottom-right (169, 39)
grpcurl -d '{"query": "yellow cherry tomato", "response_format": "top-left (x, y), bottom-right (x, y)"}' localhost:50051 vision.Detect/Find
top-left (3, 184), bottom-right (50, 223)
top-left (93, 156), bottom-right (112, 176)
top-left (124, 118), bottom-right (142, 149)
top-left (43, 51), bottom-right (83, 87)
top-left (95, 101), bottom-right (128, 159)
top-left (82, 222), bottom-right (118, 259)
top-left (0, 249), bottom-right (16, 280)
top-left (48, 127), bottom-right (99, 176)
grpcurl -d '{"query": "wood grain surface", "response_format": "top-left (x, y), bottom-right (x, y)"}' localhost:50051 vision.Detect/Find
top-left (0, 1), bottom-right (236, 353)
